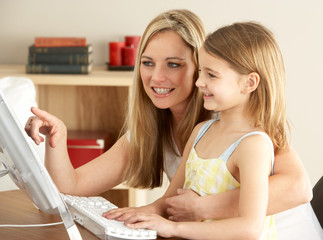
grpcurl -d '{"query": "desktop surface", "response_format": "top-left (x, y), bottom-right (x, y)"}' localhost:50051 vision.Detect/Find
top-left (0, 190), bottom-right (182, 240)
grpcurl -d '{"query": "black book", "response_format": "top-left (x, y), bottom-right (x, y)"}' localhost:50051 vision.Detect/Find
top-left (28, 53), bottom-right (92, 65)
top-left (26, 64), bottom-right (92, 74)
top-left (28, 44), bottom-right (93, 54)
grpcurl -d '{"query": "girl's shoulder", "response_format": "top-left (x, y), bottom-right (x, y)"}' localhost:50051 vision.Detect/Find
top-left (234, 131), bottom-right (274, 164)
top-left (241, 131), bottom-right (272, 145)
top-left (233, 132), bottom-right (275, 176)
top-left (192, 119), bottom-right (215, 136)
top-left (236, 131), bottom-right (273, 151)
top-left (190, 121), bottom-right (207, 139)
top-left (185, 120), bottom-right (214, 151)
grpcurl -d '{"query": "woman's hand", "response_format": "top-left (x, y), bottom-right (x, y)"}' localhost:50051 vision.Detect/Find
top-left (24, 107), bottom-right (67, 148)
top-left (165, 188), bottom-right (202, 222)
top-left (124, 213), bottom-right (177, 238)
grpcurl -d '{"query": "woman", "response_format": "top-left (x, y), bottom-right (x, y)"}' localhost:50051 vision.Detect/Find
top-left (25, 9), bottom-right (311, 221)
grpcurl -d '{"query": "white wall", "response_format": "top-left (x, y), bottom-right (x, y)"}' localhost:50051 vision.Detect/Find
top-left (1, 0), bottom-right (322, 192)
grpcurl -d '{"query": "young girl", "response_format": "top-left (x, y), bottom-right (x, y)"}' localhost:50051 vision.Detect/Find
top-left (120, 21), bottom-right (288, 239)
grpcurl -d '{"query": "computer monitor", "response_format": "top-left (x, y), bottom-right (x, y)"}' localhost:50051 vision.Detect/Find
top-left (0, 90), bottom-right (82, 240)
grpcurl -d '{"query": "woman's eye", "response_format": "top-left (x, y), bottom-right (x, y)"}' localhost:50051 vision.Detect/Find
top-left (168, 62), bottom-right (180, 68)
top-left (141, 61), bottom-right (153, 66)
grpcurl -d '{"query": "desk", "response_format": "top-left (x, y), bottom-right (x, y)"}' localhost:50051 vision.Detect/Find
top-left (0, 190), bottom-right (179, 240)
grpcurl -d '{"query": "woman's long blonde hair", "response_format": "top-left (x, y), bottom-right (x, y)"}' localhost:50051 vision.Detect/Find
top-left (123, 9), bottom-right (210, 188)
top-left (204, 22), bottom-right (289, 152)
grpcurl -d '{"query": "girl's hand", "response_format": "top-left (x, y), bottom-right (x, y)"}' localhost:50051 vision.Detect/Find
top-left (24, 107), bottom-right (67, 148)
top-left (165, 188), bottom-right (202, 222)
top-left (102, 205), bottom-right (155, 222)
top-left (124, 213), bottom-right (177, 238)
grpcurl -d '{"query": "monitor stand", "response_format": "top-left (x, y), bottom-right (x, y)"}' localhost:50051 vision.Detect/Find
top-left (57, 198), bottom-right (83, 240)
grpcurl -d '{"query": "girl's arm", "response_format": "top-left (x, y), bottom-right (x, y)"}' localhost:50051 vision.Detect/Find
top-left (26, 107), bottom-right (130, 196)
top-left (125, 134), bottom-right (273, 239)
top-left (102, 150), bottom-right (188, 221)
top-left (166, 145), bottom-right (312, 221)
top-left (102, 122), bottom-right (202, 221)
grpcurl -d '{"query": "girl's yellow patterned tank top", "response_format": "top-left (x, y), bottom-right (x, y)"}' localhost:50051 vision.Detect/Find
top-left (183, 120), bottom-right (276, 239)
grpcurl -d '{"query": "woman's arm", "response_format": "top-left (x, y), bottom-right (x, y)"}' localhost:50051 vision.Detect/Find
top-left (166, 145), bottom-right (312, 221)
top-left (25, 107), bottom-right (130, 196)
top-left (267, 145), bottom-right (312, 214)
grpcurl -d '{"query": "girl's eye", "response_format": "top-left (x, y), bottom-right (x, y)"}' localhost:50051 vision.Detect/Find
top-left (141, 61), bottom-right (154, 66)
top-left (168, 62), bottom-right (180, 68)
top-left (208, 72), bottom-right (216, 78)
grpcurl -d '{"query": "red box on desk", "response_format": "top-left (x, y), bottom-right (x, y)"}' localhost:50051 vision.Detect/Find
top-left (67, 130), bottom-right (114, 169)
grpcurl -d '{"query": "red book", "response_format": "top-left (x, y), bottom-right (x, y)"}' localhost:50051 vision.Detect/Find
top-left (34, 37), bottom-right (87, 47)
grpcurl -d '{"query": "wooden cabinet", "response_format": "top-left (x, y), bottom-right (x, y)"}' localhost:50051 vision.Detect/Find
top-left (0, 65), bottom-right (147, 207)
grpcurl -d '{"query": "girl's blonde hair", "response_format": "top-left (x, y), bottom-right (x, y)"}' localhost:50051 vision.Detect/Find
top-left (204, 22), bottom-right (289, 151)
top-left (123, 9), bottom-right (210, 188)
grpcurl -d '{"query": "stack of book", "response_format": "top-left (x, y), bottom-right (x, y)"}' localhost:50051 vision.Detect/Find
top-left (26, 37), bottom-right (93, 74)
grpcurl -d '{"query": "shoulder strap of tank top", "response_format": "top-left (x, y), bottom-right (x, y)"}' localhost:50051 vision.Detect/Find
top-left (193, 119), bottom-right (216, 147)
top-left (219, 131), bottom-right (275, 174)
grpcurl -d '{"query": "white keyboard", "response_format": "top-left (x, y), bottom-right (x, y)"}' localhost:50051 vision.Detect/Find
top-left (62, 194), bottom-right (157, 240)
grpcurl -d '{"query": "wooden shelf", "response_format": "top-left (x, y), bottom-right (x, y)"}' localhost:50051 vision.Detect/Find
top-left (0, 65), bottom-right (134, 86)
top-left (0, 65), bottom-right (133, 133)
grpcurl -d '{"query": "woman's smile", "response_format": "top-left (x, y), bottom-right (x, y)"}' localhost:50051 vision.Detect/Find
top-left (152, 87), bottom-right (175, 96)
